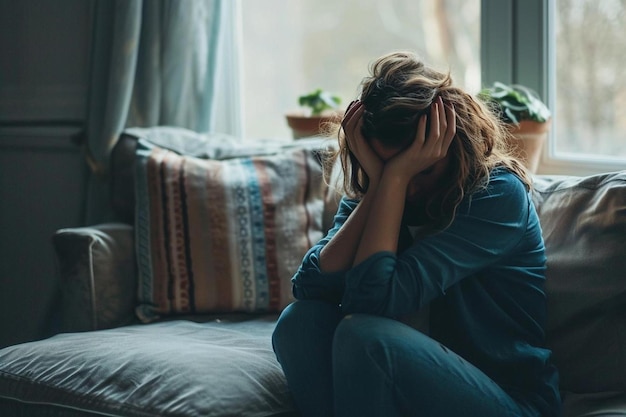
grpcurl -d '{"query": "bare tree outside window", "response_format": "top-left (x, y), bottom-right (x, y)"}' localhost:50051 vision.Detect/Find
top-left (240, 0), bottom-right (480, 140)
top-left (555, 0), bottom-right (626, 158)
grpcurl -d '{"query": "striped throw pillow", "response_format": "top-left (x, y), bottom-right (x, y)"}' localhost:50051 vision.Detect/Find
top-left (134, 140), bottom-right (327, 322)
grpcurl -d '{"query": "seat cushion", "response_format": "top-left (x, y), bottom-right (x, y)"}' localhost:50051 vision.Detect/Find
top-left (0, 316), bottom-right (297, 417)
top-left (561, 391), bottom-right (626, 417)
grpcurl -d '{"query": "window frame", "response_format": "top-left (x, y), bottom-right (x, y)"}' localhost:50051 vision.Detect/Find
top-left (482, 0), bottom-right (626, 175)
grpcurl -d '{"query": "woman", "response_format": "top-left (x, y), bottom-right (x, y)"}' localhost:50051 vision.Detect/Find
top-left (272, 51), bottom-right (561, 417)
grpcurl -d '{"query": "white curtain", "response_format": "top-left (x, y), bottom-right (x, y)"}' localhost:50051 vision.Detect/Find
top-left (84, 0), bottom-right (224, 224)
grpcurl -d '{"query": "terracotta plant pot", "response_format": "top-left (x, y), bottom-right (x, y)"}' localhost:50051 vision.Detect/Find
top-left (507, 119), bottom-right (551, 173)
top-left (285, 112), bottom-right (339, 139)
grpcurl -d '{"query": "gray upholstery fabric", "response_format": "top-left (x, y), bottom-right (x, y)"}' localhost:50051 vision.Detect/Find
top-left (0, 318), bottom-right (298, 417)
top-left (561, 391), bottom-right (626, 417)
top-left (532, 172), bottom-right (626, 394)
top-left (2, 165), bottom-right (625, 416)
top-left (53, 223), bottom-right (137, 332)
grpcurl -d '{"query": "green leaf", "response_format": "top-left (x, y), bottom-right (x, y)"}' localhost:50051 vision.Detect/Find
top-left (478, 82), bottom-right (551, 124)
top-left (298, 89), bottom-right (341, 116)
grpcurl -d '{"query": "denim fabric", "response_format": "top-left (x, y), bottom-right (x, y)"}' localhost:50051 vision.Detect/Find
top-left (273, 300), bottom-right (541, 417)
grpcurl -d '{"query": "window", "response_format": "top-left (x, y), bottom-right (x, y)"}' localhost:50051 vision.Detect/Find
top-left (224, 0), bottom-right (625, 173)
top-left (238, 0), bottom-right (480, 140)
top-left (481, 0), bottom-right (626, 174)
top-left (553, 0), bottom-right (626, 161)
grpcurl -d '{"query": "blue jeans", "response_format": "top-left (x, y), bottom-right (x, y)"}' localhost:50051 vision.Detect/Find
top-left (272, 300), bottom-right (540, 417)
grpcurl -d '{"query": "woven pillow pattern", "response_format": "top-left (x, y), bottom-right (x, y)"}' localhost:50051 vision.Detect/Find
top-left (134, 140), bottom-right (326, 322)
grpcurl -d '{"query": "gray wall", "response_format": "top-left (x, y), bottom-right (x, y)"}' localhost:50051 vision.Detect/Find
top-left (0, 0), bottom-right (93, 348)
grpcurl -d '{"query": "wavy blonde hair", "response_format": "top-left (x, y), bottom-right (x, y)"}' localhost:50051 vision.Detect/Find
top-left (328, 51), bottom-right (531, 232)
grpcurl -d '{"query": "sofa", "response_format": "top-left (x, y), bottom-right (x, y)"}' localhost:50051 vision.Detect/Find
top-left (0, 127), bottom-right (625, 417)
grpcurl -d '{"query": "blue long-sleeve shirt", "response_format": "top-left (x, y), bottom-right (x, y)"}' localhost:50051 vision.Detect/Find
top-left (292, 168), bottom-right (561, 417)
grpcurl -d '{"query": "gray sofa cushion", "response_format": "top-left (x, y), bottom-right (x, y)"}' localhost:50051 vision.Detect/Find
top-left (561, 391), bottom-right (626, 417)
top-left (532, 171), bottom-right (626, 394)
top-left (0, 317), bottom-right (297, 417)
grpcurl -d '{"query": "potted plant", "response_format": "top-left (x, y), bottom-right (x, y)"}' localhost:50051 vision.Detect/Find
top-left (286, 89), bottom-right (342, 139)
top-left (479, 82), bottom-right (551, 173)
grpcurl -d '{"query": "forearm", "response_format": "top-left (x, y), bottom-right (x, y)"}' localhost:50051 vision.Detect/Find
top-left (319, 184), bottom-right (379, 272)
top-left (353, 173), bottom-right (407, 265)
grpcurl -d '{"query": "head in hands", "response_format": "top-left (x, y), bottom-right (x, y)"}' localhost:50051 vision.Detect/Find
top-left (332, 51), bottom-right (529, 230)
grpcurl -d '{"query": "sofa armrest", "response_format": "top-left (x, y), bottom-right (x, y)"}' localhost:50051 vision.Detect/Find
top-left (53, 223), bottom-right (137, 333)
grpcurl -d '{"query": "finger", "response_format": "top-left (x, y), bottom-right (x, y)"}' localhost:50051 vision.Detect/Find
top-left (432, 97), bottom-right (449, 154)
top-left (342, 100), bottom-right (362, 129)
top-left (343, 104), bottom-right (364, 137)
top-left (343, 107), bottom-right (365, 151)
top-left (442, 103), bottom-right (457, 152)
top-left (437, 97), bottom-right (448, 139)
top-left (341, 108), bottom-right (359, 141)
top-left (427, 99), bottom-right (441, 144)
top-left (414, 114), bottom-right (427, 147)
top-left (345, 99), bottom-right (359, 114)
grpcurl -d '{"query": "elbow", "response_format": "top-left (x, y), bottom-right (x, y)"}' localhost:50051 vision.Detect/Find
top-left (291, 282), bottom-right (306, 300)
top-left (341, 265), bottom-right (420, 318)
top-left (291, 272), bottom-right (344, 305)
top-left (341, 272), bottom-right (394, 317)
top-left (341, 299), bottom-right (392, 317)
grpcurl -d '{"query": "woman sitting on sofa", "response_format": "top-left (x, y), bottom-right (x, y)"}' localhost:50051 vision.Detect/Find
top-left (272, 51), bottom-right (561, 417)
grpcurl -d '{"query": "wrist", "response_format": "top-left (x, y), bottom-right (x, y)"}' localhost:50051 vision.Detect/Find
top-left (367, 174), bottom-right (381, 192)
top-left (380, 167), bottom-right (411, 189)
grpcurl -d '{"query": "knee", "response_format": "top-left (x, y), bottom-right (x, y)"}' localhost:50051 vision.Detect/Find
top-left (274, 300), bottom-right (341, 336)
top-left (333, 314), bottom-right (383, 362)
top-left (332, 314), bottom-right (397, 400)
top-left (333, 314), bottom-right (396, 377)
top-left (334, 314), bottom-right (429, 349)
top-left (333, 314), bottom-right (430, 372)
top-left (272, 300), bottom-right (341, 355)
